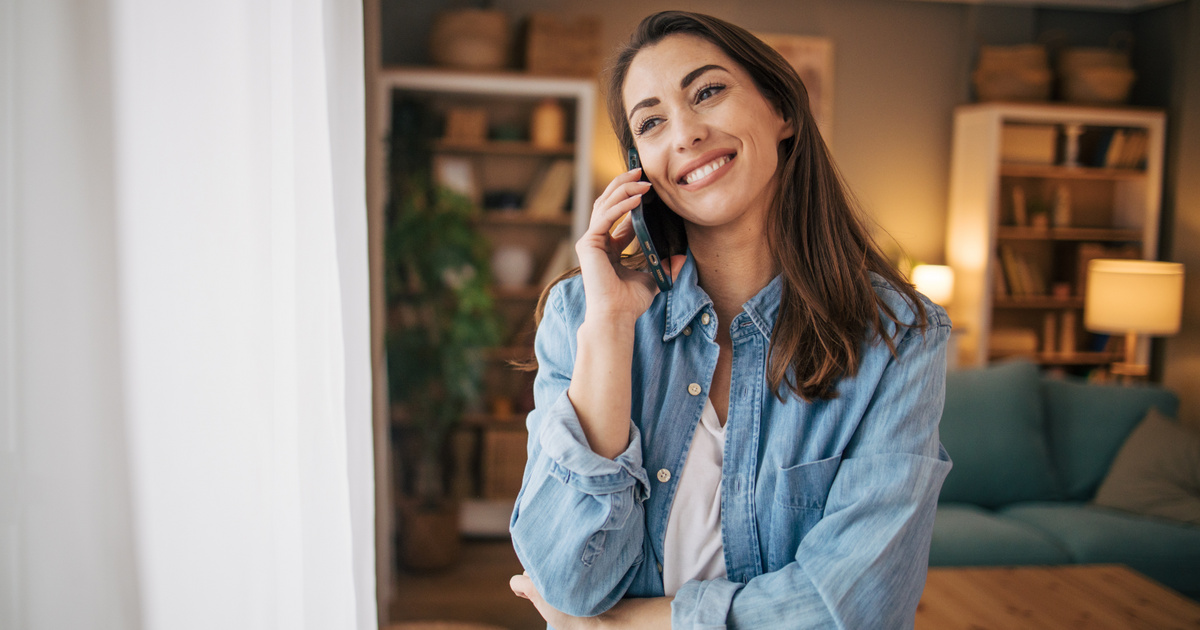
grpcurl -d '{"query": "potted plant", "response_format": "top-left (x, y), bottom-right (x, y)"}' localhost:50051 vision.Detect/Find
top-left (385, 99), bottom-right (501, 571)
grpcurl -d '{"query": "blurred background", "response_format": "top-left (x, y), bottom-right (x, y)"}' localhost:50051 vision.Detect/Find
top-left (367, 1), bottom-right (1200, 628)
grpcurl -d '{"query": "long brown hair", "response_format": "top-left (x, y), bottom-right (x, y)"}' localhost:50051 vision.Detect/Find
top-left (524, 10), bottom-right (926, 401)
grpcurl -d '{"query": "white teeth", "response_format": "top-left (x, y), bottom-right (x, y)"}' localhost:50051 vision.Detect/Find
top-left (684, 155), bottom-right (731, 184)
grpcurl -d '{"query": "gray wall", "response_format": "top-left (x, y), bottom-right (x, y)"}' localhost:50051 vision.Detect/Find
top-left (380, 0), bottom-right (1200, 424)
top-left (1160, 1), bottom-right (1200, 426)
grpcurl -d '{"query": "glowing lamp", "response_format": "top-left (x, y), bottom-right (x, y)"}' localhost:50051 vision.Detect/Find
top-left (1084, 259), bottom-right (1184, 379)
top-left (912, 264), bottom-right (955, 307)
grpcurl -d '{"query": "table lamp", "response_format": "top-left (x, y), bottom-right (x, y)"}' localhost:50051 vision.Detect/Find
top-left (1084, 259), bottom-right (1184, 380)
top-left (912, 264), bottom-right (955, 307)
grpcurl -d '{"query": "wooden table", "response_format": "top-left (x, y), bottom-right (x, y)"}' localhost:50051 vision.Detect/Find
top-left (916, 565), bottom-right (1200, 629)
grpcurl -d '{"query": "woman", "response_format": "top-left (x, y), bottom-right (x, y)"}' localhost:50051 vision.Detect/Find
top-left (508, 11), bottom-right (951, 629)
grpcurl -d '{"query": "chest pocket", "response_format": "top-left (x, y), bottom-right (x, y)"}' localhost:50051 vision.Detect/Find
top-left (767, 454), bottom-right (842, 571)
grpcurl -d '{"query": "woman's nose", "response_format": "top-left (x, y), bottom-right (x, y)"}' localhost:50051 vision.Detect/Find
top-left (672, 111), bottom-right (707, 152)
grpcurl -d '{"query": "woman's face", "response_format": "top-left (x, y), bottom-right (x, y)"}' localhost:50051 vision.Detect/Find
top-left (622, 34), bottom-right (793, 233)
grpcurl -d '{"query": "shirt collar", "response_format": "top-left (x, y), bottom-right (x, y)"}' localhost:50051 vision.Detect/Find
top-left (662, 250), bottom-right (784, 341)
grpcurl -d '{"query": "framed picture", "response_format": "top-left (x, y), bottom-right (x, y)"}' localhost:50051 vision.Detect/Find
top-left (755, 34), bottom-right (834, 146)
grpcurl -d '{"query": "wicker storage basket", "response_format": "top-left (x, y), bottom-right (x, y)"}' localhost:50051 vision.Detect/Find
top-left (1062, 65), bottom-right (1136, 104)
top-left (429, 10), bottom-right (511, 71)
top-left (974, 67), bottom-right (1053, 102)
top-left (973, 44), bottom-right (1052, 102)
top-left (481, 430), bottom-right (527, 499)
top-left (1057, 43), bottom-right (1135, 105)
top-left (522, 13), bottom-right (601, 77)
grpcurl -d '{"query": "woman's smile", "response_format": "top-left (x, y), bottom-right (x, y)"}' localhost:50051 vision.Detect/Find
top-left (678, 151), bottom-right (736, 187)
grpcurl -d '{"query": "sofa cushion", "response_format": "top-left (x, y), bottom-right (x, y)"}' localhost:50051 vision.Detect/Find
top-left (939, 360), bottom-right (1059, 508)
top-left (1002, 502), bottom-right (1200, 599)
top-left (930, 503), bottom-right (1071, 566)
top-left (1094, 408), bottom-right (1200, 525)
top-left (1041, 378), bottom-right (1180, 500)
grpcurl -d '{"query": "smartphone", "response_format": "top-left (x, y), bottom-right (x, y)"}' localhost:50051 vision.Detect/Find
top-left (626, 148), bottom-right (673, 292)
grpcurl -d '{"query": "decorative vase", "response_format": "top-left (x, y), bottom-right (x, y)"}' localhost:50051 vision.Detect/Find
top-left (530, 98), bottom-right (566, 149)
top-left (492, 245), bottom-right (535, 289)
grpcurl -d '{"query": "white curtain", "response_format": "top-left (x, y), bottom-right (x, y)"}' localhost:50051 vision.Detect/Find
top-left (1, 1), bottom-right (375, 629)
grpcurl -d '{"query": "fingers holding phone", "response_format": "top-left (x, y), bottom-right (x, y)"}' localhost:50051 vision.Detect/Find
top-left (574, 167), bottom-right (660, 321)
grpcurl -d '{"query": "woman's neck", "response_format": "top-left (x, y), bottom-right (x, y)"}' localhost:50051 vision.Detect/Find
top-left (686, 220), bottom-right (778, 327)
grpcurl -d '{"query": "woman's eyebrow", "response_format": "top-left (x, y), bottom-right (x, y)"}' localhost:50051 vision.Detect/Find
top-left (627, 64), bottom-right (729, 121)
top-left (628, 97), bottom-right (660, 120)
top-left (680, 64), bottom-right (726, 90)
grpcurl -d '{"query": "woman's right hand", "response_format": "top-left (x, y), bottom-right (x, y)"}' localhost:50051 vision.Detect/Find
top-left (575, 168), bottom-right (659, 323)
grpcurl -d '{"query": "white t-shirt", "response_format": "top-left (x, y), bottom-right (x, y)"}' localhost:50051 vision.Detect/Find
top-left (661, 397), bottom-right (727, 596)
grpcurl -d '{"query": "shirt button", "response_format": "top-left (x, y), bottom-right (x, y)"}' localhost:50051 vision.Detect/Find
top-left (683, 326), bottom-right (692, 336)
top-left (687, 383), bottom-right (701, 396)
top-left (701, 313), bottom-right (711, 325)
top-left (657, 468), bottom-right (671, 483)
top-left (656, 562), bottom-right (663, 573)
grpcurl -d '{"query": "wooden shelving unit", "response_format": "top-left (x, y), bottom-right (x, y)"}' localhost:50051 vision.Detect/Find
top-left (372, 67), bottom-right (595, 534)
top-left (472, 212), bottom-right (574, 228)
top-left (944, 103), bottom-right (1166, 374)
top-left (999, 164), bottom-right (1146, 181)
top-left (988, 351), bottom-right (1121, 366)
top-left (433, 139), bottom-right (576, 157)
top-left (995, 227), bottom-right (1144, 242)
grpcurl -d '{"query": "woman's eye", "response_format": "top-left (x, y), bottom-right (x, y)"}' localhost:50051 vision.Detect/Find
top-left (696, 84), bottom-right (725, 102)
top-left (635, 117), bottom-right (661, 135)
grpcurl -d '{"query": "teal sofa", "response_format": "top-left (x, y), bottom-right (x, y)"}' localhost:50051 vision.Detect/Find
top-left (931, 360), bottom-right (1200, 599)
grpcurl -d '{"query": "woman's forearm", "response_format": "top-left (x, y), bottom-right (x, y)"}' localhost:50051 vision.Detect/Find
top-left (601, 597), bottom-right (673, 629)
top-left (568, 317), bottom-right (638, 459)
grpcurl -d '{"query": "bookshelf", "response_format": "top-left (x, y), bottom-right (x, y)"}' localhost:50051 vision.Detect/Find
top-left (945, 103), bottom-right (1165, 373)
top-left (373, 67), bottom-right (595, 534)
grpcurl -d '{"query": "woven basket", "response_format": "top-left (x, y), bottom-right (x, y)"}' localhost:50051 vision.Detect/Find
top-left (1062, 66), bottom-right (1136, 104)
top-left (429, 10), bottom-right (510, 71)
top-left (973, 44), bottom-right (1052, 102)
top-left (523, 13), bottom-right (601, 77)
top-left (977, 44), bottom-right (1049, 72)
top-left (974, 67), bottom-right (1053, 102)
top-left (1057, 43), bottom-right (1135, 104)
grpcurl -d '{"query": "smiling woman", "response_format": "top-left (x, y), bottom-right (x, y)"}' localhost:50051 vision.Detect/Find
top-left (507, 11), bottom-right (951, 630)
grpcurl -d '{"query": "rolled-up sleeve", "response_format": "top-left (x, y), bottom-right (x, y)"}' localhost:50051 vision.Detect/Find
top-left (672, 319), bottom-right (953, 629)
top-left (509, 284), bottom-right (650, 617)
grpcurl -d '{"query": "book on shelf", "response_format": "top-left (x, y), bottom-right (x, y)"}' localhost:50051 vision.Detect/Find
top-left (998, 245), bottom-right (1047, 297)
top-left (993, 257), bottom-right (1010, 298)
top-left (1000, 246), bottom-right (1025, 296)
top-left (1119, 130), bottom-right (1147, 169)
top-left (1000, 124), bottom-right (1057, 165)
top-left (1024, 253), bottom-right (1047, 295)
top-left (1103, 129), bottom-right (1126, 168)
top-left (525, 159), bottom-right (574, 218)
top-left (1059, 310), bottom-right (1078, 355)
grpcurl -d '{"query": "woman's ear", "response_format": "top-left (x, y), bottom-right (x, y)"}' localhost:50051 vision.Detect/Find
top-left (778, 116), bottom-right (797, 142)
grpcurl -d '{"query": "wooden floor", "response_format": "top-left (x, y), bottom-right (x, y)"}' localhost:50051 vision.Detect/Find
top-left (917, 565), bottom-right (1200, 629)
top-left (392, 544), bottom-right (1200, 630)
top-left (389, 539), bottom-right (545, 630)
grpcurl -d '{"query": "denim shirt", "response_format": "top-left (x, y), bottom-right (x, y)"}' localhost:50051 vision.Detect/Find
top-left (510, 252), bottom-right (952, 629)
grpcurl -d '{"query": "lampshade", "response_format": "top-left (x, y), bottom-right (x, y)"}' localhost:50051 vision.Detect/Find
top-left (1084, 259), bottom-right (1184, 335)
top-left (912, 264), bottom-right (955, 306)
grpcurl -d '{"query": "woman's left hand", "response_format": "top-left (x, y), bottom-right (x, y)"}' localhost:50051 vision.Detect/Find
top-left (512, 572), bottom-right (674, 629)
top-left (510, 573), bottom-right (601, 629)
